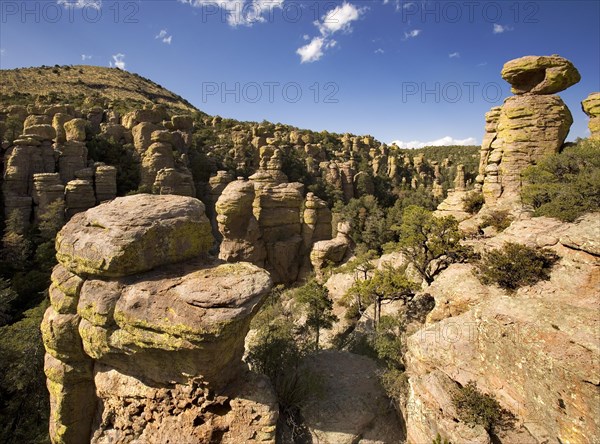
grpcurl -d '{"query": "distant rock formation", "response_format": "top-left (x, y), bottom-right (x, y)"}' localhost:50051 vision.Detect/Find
top-left (582, 92), bottom-right (600, 139)
top-left (476, 55), bottom-right (579, 209)
top-left (42, 194), bottom-right (278, 444)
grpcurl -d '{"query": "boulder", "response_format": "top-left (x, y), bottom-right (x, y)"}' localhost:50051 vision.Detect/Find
top-left (501, 55), bottom-right (581, 95)
top-left (63, 118), bottom-right (87, 142)
top-left (56, 194), bottom-right (213, 277)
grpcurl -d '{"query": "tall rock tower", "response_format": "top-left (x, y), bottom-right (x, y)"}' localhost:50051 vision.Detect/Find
top-left (476, 55), bottom-right (580, 209)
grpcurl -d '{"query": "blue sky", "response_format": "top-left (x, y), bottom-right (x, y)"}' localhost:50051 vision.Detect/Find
top-left (1, 0), bottom-right (599, 146)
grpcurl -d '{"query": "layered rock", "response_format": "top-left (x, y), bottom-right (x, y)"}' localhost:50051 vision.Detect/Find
top-left (153, 167), bottom-right (196, 197)
top-left (582, 92), bottom-right (600, 139)
top-left (42, 194), bottom-right (278, 444)
top-left (32, 173), bottom-right (65, 222)
top-left (93, 164), bottom-right (117, 203)
top-left (477, 55), bottom-right (579, 209)
top-left (254, 182), bottom-right (304, 283)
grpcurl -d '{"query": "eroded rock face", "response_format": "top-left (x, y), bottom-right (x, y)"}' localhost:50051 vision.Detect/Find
top-left (582, 92), bottom-right (600, 139)
top-left (42, 194), bottom-right (278, 444)
top-left (310, 222), bottom-right (352, 277)
top-left (403, 214), bottom-right (600, 444)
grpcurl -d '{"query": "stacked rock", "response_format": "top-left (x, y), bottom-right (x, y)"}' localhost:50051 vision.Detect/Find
top-left (93, 164), bottom-right (117, 203)
top-left (478, 55), bottom-right (580, 208)
top-left (32, 173), bottom-right (65, 223)
top-left (42, 194), bottom-right (277, 444)
top-left (141, 130), bottom-right (176, 189)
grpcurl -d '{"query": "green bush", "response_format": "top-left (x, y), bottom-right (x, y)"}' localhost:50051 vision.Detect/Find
top-left (463, 192), bottom-right (484, 214)
top-left (480, 210), bottom-right (512, 232)
top-left (452, 381), bottom-right (514, 434)
top-left (476, 242), bottom-right (559, 291)
top-left (522, 138), bottom-right (600, 222)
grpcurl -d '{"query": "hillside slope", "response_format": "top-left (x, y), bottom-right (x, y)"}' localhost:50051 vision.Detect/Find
top-left (0, 65), bottom-right (197, 113)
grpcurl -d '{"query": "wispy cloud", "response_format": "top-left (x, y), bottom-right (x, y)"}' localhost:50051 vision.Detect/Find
top-left (449, 52), bottom-right (460, 58)
top-left (81, 54), bottom-right (92, 61)
top-left (178, 0), bottom-right (284, 27)
top-left (57, 0), bottom-right (102, 9)
top-left (297, 2), bottom-right (366, 63)
top-left (375, 48), bottom-right (385, 54)
top-left (493, 23), bottom-right (513, 34)
top-left (109, 53), bottom-right (126, 70)
top-left (403, 29), bottom-right (421, 40)
top-left (156, 29), bottom-right (173, 44)
top-left (390, 136), bottom-right (478, 149)
top-left (0, 49), bottom-right (5, 56)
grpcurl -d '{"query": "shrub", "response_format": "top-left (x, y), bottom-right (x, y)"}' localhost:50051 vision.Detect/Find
top-left (521, 138), bottom-right (600, 222)
top-left (476, 242), bottom-right (559, 291)
top-left (453, 381), bottom-right (514, 434)
top-left (480, 210), bottom-right (512, 232)
top-left (432, 434), bottom-right (452, 444)
top-left (463, 192), bottom-right (484, 214)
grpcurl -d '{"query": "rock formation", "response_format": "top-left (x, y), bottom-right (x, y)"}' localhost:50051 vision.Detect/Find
top-left (582, 92), bottom-right (600, 139)
top-left (402, 214), bottom-right (600, 443)
top-left (476, 55), bottom-right (579, 209)
top-left (42, 194), bottom-right (278, 443)
top-left (310, 221), bottom-right (352, 277)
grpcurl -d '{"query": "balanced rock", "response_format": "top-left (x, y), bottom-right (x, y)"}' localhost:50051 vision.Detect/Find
top-left (501, 55), bottom-right (581, 95)
top-left (478, 56), bottom-right (578, 209)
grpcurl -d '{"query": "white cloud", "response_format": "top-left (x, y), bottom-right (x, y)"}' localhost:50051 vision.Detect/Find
top-left (178, 0), bottom-right (284, 27)
top-left (297, 2), bottom-right (366, 63)
top-left (303, 34), bottom-right (310, 41)
top-left (375, 48), bottom-right (384, 54)
top-left (389, 136), bottom-right (478, 149)
top-left (403, 29), bottom-right (421, 39)
top-left (156, 29), bottom-right (173, 44)
top-left (317, 2), bottom-right (366, 36)
top-left (0, 49), bottom-right (5, 56)
top-left (449, 52), bottom-right (460, 58)
top-left (81, 54), bottom-right (92, 61)
top-left (109, 53), bottom-right (126, 70)
top-left (297, 37), bottom-right (337, 63)
top-left (493, 24), bottom-right (513, 34)
top-left (57, 0), bottom-right (101, 9)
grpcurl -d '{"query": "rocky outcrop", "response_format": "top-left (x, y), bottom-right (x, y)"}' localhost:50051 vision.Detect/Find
top-left (476, 55), bottom-right (579, 210)
top-left (403, 214), bottom-right (600, 444)
top-left (310, 222), bottom-right (352, 277)
top-left (42, 194), bottom-right (278, 444)
top-left (582, 92), bottom-right (600, 139)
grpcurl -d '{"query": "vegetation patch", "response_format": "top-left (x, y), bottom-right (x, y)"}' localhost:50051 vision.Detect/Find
top-left (476, 242), bottom-right (559, 291)
top-left (521, 138), bottom-right (600, 222)
top-left (453, 380), bottom-right (515, 434)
